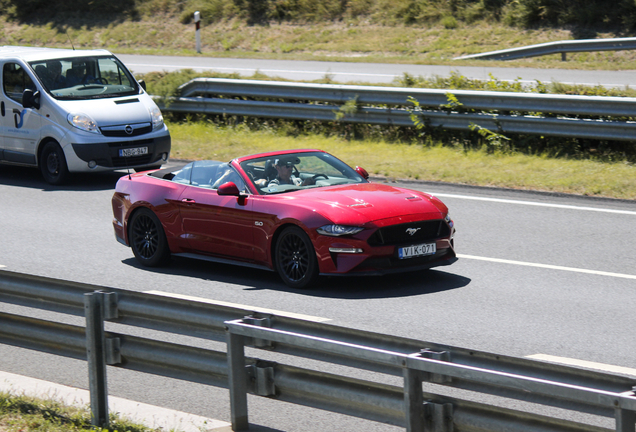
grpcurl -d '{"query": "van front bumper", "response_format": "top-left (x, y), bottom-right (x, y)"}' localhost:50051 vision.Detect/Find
top-left (71, 133), bottom-right (171, 169)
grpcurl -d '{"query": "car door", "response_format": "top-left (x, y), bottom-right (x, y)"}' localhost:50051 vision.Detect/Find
top-left (0, 61), bottom-right (41, 164)
top-left (178, 162), bottom-right (255, 261)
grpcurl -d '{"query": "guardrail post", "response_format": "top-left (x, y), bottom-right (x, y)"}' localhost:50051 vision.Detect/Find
top-left (615, 407), bottom-right (636, 432)
top-left (84, 291), bottom-right (111, 428)
top-left (404, 367), bottom-right (425, 432)
top-left (227, 324), bottom-right (249, 431)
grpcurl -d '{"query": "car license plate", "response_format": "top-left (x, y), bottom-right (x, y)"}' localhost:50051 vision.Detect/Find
top-left (119, 147), bottom-right (148, 157)
top-left (398, 242), bottom-right (436, 259)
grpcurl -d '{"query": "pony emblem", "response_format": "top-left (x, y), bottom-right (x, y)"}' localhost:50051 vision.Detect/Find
top-left (406, 228), bottom-right (421, 236)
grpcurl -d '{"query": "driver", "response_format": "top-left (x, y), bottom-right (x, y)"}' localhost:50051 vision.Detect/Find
top-left (46, 61), bottom-right (67, 89)
top-left (268, 156), bottom-right (315, 187)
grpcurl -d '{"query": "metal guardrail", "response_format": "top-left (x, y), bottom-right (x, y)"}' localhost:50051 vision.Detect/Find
top-left (157, 78), bottom-right (636, 142)
top-left (453, 37), bottom-right (636, 61)
top-left (2, 269), bottom-right (636, 431)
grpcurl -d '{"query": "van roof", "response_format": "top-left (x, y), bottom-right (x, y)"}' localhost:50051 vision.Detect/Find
top-left (0, 46), bottom-right (113, 62)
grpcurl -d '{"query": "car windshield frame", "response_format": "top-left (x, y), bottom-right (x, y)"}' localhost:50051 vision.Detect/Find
top-left (239, 151), bottom-right (367, 195)
top-left (28, 55), bottom-right (140, 100)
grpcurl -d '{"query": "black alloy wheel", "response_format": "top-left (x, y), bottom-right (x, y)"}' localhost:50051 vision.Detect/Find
top-left (275, 226), bottom-right (319, 289)
top-left (39, 141), bottom-right (69, 185)
top-left (129, 208), bottom-right (170, 267)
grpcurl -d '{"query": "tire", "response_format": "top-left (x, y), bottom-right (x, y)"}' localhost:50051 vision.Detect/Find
top-left (129, 208), bottom-right (170, 267)
top-left (274, 226), bottom-right (319, 289)
top-left (39, 142), bottom-right (69, 185)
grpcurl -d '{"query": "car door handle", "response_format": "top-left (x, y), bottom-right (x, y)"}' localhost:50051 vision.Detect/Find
top-left (181, 198), bottom-right (196, 203)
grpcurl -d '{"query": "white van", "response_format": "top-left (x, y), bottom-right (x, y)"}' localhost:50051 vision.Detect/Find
top-left (0, 46), bottom-right (171, 184)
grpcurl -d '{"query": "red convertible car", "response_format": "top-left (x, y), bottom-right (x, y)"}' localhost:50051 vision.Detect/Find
top-left (112, 149), bottom-right (457, 288)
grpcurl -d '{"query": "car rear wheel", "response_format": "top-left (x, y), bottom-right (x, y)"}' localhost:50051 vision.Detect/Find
top-left (275, 226), bottom-right (319, 289)
top-left (129, 208), bottom-right (170, 267)
top-left (40, 141), bottom-right (69, 185)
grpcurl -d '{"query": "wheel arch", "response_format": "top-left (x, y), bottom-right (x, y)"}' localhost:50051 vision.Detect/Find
top-left (35, 136), bottom-right (60, 167)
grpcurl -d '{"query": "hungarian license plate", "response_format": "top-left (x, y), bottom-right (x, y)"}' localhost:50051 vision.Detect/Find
top-left (398, 242), bottom-right (436, 259)
top-left (119, 146), bottom-right (148, 157)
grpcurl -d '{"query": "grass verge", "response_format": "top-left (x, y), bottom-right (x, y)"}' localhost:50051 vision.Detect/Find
top-left (0, 392), bottom-right (162, 432)
top-left (168, 121), bottom-right (636, 200)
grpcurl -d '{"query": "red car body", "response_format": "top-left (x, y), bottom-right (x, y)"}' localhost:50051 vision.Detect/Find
top-left (112, 149), bottom-right (457, 288)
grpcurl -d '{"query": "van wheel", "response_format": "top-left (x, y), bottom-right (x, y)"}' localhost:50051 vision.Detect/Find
top-left (40, 142), bottom-right (69, 185)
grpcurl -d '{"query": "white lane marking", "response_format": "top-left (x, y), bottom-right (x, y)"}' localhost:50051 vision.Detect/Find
top-left (145, 290), bottom-right (331, 322)
top-left (126, 63), bottom-right (397, 78)
top-left (526, 354), bottom-right (636, 377)
top-left (126, 62), bottom-right (631, 87)
top-left (457, 254), bottom-right (636, 280)
top-left (433, 193), bottom-right (636, 215)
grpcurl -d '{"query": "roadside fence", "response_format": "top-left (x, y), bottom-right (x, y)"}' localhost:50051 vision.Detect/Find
top-left (156, 78), bottom-right (636, 142)
top-left (1, 269), bottom-right (636, 431)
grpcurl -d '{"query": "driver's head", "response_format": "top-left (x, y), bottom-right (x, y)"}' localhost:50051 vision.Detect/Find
top-left (274, 156), bottom-right (299, 181)
top-left (47, 61), bottom-right (62, 76)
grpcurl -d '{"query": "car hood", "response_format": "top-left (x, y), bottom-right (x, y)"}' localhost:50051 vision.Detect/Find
top-left (275, 183), bottom-right (448, 225)
top-left (57, 96), bottom-right (153, 127)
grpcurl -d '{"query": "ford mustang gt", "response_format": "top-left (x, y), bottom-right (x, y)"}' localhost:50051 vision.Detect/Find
top-left (112, 149), bottom-right (457, 288)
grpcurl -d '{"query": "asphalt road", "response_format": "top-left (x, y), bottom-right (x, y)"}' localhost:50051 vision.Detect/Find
top-left (117, 53), bottom-right (636, 88)
top-left (1, 161), bottom-right (635, 431)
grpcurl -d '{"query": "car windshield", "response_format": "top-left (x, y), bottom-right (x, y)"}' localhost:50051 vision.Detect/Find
top-left (29, 56), bottom-right (139, 100)
top-left (240, 151), bottom-right (367, 195)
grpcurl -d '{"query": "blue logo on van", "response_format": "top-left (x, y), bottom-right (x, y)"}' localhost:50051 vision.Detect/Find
top-left (13, 109), bottom-right (26, 129)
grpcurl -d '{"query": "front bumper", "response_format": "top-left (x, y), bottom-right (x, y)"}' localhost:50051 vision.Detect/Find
top-left (71, 133), bottom-right (171, 169)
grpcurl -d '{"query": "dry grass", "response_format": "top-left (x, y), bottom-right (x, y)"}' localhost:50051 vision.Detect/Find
top-left (4, 16), bottom-right (636, 70)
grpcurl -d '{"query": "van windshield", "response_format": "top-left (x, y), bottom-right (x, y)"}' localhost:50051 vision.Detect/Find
top-left (29, 56), bottom-right (139, 100)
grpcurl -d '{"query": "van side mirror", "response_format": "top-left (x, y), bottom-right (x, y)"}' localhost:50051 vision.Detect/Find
top-left (137, 79), bottom-right (147, 92)
top-left (22, 89), bottom-right (40, 110)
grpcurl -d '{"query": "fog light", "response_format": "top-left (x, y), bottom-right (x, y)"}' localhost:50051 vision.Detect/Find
top-left (88, 160), bottom-right (97, 169)
top-left (329, 247), bottom-right (364, 254)
top-left (161, 153), bottom-right (168, 161)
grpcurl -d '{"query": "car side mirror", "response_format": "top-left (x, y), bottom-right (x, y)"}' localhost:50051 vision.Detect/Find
top-left (217, 181), bottom-right (240, 196)
top-left (22, 89), bottom-right (40, 109)
top-left (355, 166), bottom-right (369, 180)
top-left (137, 79), bottom-right (146, 92)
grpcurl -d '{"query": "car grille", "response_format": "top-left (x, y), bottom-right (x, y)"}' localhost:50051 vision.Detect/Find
top-left (367, 220), bottom-right (450, 246)
top-left (100, 122), bottom-right (153, 137)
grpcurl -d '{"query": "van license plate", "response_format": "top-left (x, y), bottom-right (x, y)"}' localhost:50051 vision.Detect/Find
top-left (398, 242), bottom-right (436, 259)
top-left (119, 147), bottom-right (148, 157)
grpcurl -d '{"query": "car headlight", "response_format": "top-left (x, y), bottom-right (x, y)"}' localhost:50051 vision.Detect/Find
top-left (149, 106), bottom-right (164, 130)
top-left (444, 213), bottom-right (454, 228)
top-left (67, 113), bottom-right (99, 134)
top-left (317, 225), bottom-right (364, 237)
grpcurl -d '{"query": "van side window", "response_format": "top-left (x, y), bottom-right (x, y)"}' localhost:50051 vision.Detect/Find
top-left (2, 62), bottom-right (35, 104)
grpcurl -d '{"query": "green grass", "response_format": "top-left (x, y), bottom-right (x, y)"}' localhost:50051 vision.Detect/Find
top-left (168, 121), bottom-right (636, 200)
top-left (0, 392), bottom-right (163, 432)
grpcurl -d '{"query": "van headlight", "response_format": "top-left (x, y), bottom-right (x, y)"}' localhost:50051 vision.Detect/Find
top-left (67, 113), bottom-right (100, 134)
top-left (149, 106), bottom-right (164, 131)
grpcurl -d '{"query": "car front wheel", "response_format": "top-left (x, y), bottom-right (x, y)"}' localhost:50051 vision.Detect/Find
top-left (274, 226), bottom-right (319, 289)
top-left (129, 208), bottom-right (170, 267)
